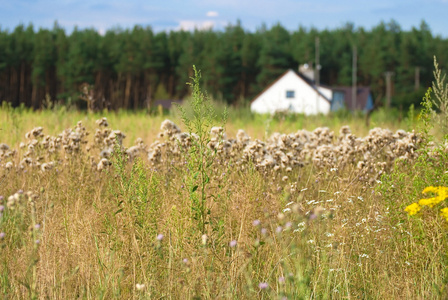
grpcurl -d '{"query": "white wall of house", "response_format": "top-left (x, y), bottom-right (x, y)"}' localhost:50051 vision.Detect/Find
top-left (250, 70), bottom-right (331, 115)
top-left (317, 86), bottom-right (333, 101)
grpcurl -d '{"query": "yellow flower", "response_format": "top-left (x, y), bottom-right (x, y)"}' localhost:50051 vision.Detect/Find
top-left (405, 202), bottom-right (421, 216)
top-left (418, 186), bottom-right (448, 208)
top-left (418, 197), bottom-right (441, 207)
top-left (440, 208), bottom-right (448, 221)
top-left (422, 186), bottom-right (440, 194)
top-left (406, 187), bottom-right (448, 220)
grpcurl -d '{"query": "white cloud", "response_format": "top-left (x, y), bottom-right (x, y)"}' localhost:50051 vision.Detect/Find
top-left (206, 11), bottom-right (219, 17)
top-left (178, 20), bottom-right (215, 31)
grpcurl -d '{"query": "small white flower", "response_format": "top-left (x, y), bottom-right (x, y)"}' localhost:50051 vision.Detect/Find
top-left (329, 268), bottom-right (341, 272)
top-left (375, 215), bottom-right (383, 222)
top-left (136, 283), bottom-right (145, 291)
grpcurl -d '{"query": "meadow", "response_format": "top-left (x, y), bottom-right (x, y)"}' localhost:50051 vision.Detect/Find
top-left (1, 72), bottom-right (448, 299)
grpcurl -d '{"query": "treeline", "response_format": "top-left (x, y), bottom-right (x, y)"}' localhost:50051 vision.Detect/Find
top-left (0, 20), bottom-right (447, 111)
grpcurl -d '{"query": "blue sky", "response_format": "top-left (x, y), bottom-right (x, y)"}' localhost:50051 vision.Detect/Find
top-left (1, 0), bottom-right (447, 36)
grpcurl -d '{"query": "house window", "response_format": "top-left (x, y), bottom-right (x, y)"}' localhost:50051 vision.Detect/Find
top-left (286, 90), bottom-right (295, 98)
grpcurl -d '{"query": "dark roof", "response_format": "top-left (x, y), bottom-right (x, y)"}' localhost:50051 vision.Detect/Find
top-left (332, 87), bottom-right (371, 111)
top-left (250, 69), bottom-right (331, 104)
top-left (153, 99), bottom-right (183, 109)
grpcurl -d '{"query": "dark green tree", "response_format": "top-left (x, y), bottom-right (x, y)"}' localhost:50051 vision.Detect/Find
top-left (32, 28), bottom-right (57, 108)
top-left (256, 23), bottom-right (293, 93)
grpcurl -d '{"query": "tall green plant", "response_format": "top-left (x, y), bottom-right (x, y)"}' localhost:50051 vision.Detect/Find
top-left (431, 56), bottom-right (448, 137)
top-left (108, 142), bottom-right (160, 236)
top-left (176, 66), bottom-right (227, 233)
top-left (417, 87), bottom-right (434, 144)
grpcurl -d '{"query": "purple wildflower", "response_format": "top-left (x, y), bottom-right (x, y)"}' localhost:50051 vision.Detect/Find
top-left (156, 234), bottom-right (164, 241)
top-left (258, 282), bottom-right (268, 289)
top-left (229, 240), bottom-right (237, 248)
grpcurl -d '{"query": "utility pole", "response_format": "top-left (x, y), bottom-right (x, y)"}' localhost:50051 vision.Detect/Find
top-left (315, 37), bottom-right (320, 87)
top-left (384, 71), bottom-right (394, 108)
top-left (315, 36), bottom-right (320, 114)
top-left (415, 67), bottom-right (420, 90)
top-left (352, 45), bottom-right (357, 111)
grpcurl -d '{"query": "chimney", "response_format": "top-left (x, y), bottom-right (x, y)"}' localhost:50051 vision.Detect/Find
top-left (299, 63), bottom-right (315, 81)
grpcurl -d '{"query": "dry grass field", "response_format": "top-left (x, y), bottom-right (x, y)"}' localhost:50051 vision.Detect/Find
top-left (1, 77), bottom-right (448, 299)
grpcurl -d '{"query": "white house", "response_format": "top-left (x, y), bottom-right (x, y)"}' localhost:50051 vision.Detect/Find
top-left (250, 69), bottom-right (332, 115)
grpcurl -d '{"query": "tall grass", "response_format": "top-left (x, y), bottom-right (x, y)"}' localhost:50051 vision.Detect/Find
top-left (1, 60), bottom-right (448, 299)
